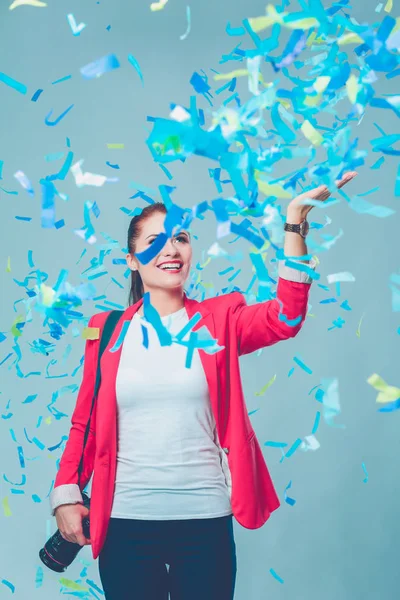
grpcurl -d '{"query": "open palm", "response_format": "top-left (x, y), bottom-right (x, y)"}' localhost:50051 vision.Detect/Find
top-left (288, 171), bottom-right (358, 219)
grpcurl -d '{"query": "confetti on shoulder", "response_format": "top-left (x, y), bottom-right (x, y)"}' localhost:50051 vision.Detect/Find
top-left (83, 326), bottom-right (100, 340)
top-left (9, 0), bottom-right (46, 8)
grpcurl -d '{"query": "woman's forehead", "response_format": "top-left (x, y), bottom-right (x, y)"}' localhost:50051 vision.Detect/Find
top-left (140, 213), bottom-right (190, 236)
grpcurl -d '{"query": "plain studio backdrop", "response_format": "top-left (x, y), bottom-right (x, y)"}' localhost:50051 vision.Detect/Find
top-left (0, 0), bottom-right (399, 598)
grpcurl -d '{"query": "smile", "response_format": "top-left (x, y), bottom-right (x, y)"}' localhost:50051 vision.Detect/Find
top-left (157, 262), bottom-right (183, 272)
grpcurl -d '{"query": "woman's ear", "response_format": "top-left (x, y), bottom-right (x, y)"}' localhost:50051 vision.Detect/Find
top-left (126, 253), bottom-right (137, 271)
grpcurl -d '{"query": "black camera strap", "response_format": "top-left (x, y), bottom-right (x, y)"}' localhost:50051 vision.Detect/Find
top-left (77, 310), bottom-right (124, 489)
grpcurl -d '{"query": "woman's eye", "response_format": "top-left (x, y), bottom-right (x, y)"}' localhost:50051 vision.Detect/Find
top-left (147, 235), bottom-right (184, 244)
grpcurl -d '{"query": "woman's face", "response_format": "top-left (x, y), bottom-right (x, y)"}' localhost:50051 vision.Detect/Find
top-left (126, 211), bottom-right (192, 294)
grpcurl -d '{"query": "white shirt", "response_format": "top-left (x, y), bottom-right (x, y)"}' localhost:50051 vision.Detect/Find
top-left (110, 306), bottom-right (232, 520)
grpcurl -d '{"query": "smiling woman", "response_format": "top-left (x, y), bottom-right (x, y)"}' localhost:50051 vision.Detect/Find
top-left (50, 193), bottom-right (321, 599)
top-left (126, 202), bottom-right (193, 315)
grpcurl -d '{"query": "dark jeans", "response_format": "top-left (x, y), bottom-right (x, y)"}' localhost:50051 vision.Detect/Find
top-left (98, 515), bottom-right (237, 600)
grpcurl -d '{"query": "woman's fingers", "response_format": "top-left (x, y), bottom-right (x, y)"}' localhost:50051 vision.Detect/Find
top-left (335, 171), bottom-right (358, 188)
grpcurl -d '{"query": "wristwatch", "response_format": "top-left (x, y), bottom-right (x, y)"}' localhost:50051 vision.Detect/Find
top-left (284, 218), bottom-right (309, 239)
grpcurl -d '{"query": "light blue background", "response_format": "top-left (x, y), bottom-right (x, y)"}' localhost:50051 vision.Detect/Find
top-left (1, 0), bottom-right (399, 598)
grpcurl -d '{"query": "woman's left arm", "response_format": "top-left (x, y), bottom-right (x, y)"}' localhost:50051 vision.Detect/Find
top-left (233, 171), bottom-right (358, 356)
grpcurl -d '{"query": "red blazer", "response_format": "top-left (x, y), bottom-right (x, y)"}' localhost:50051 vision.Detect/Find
top-left (53, 278), bottom-right (312, 560)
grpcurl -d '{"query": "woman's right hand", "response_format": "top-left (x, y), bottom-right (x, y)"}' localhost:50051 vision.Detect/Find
top-left (55, 503), bottom-right (91, 546)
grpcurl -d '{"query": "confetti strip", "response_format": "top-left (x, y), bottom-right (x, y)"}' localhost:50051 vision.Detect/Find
top-left (44, 104), bottom-right (74, 126)
top-left (80, 54), bottom-right (120, 79)
top-left (150, 0), bottom-right (168, 11)
top-left (9, 0), bottom-right (46, 8)
top-left (1, 580), bottom-right (15, 593)
top-left (128, 54), bottom-right (144, 85)
top-left (0, 71), bottom-right (27, 94)
top-left (82, 327), bottom-right (100, 340)
top-left (14, 171), bottom-right (34, 196)
top-left (269, 568), bottom-right (284, 584)
top-left (59, 578), bottom-right (89, 592)
top-left (362, 463), bottom-right (368, 483)
top-left (67, 13), bottom-right (86, 36)
top-left (367, 373), bottom-right (400, 404)
top-left (51, 74), bottom-right (72, 85)
top-left (255, 374), bottom-right (277, 396)
top-left (2, 497), bottom-right (12, 517)
top-left (31, 88), bottom-right (43, 101)
top-left (300, 120), bottom-right (324, 147)
top-left (284, 480), bottom-right (296, 506)
top-left (180, 6), bottom-right (191, 40)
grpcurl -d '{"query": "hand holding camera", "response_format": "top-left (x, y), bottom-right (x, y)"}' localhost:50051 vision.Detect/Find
top-left (39, 492), bottom-right (91, 572)
top-left (55, 503), bottom-right (91, 546)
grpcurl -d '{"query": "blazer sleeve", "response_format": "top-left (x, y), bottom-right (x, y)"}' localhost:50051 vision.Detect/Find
top-left (232, 258), bottom-right (317, 356)
top-left (49, 314), bottom-right (101, 516)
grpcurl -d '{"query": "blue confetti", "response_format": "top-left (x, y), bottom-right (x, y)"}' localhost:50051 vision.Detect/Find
top-left (269, 568), bottom-right (284, 584)
top-left (128, 53), bottom-right (144, 85)
top-left (0, 71), bottom-right (27, 94)
top-left (80, 53), bottom-right (120, 79)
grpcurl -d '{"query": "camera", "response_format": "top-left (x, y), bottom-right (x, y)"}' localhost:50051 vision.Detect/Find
top-left (39, 492), bottom-right (91, 572)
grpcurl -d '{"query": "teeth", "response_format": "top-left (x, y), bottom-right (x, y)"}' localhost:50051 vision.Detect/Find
top-left (159, 263), bottom-right (182, 270)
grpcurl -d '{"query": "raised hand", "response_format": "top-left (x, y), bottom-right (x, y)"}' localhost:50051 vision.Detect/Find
top-left (287, 171), bottom-right (358, 222)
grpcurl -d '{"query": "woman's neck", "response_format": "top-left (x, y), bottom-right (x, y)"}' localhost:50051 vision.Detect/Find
top-left (138, 291), bottom-right (185, 317)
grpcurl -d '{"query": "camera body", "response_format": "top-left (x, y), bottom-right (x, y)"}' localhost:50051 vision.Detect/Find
top-left (39, 492), bottom-right (91, 573)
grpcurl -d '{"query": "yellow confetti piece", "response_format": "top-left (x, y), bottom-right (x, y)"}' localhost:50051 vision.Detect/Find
top-left (39, 283), bottom-right (56, 307)
top-left (150, 0), bottom-right (168, 11)
top-left (249, 5), bottom-right (318, 33)
top-left (106, 143), bottom-right (125, 149)
top-left (303, 94), bottom-right (322, 108)
top-left (356, 313), bottom-right (365, 338)
top-left (254, 172), bottom-right (293, 199)
top-left (346, 73), bottom-right (360, 104)
top-left (199, 257), bottom-right (212, 270)
top-left (2, 497), bottom-right (12, 517)
top-left (306, 31), bottom-right (327, 47)
top-left (45, 416), bottom-right (52, 425)
top-left (9, 0), bottom-right (46, 9)
top-left (83, 326), bottom-right (100, 340)
top-left (255, 374), bottom-right (277, 396)
top-left (6, 257), bottom-right (11, 273)
top-left (337, 32), bottom-right (364, 46)
top-left (313, 76), bottom-right (331, 94)
top-left (59, 579), bottom-right (89, 592)
top-left (303, 78), bottom-right (329, 107)
top-left (367, 373), bottom-right (400, 404)
top-left (11, 316), bottom-right (24, 338)
top-left (384, 0), bottom-right (393, 12)
top-left (213, 69), bottom-right (249, 81)
top-left (300, 120), bottom-right (324, 147)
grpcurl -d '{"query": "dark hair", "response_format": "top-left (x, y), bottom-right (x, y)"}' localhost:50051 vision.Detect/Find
top-left (127, 202), bottom-right (167, 305)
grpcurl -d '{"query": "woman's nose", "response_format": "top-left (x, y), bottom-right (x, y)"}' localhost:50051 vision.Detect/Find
top-left (163, 237), bottom-right (179, 255)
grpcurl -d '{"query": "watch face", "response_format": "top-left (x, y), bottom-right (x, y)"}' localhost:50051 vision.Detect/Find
top-left (301, 220), bottom-right (309, 237)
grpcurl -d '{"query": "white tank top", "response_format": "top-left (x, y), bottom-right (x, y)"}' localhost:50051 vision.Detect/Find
top-left (110, 305), bottom-right (232, 520)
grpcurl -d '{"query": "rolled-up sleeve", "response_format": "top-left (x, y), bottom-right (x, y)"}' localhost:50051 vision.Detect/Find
top-left (278, 257), bottom-right (318, 284)
top-left (232, 259), bottom-right (317, 356)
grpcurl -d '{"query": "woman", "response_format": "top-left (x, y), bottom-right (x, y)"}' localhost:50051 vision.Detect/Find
top-left (49, 172), bottom-right (357, 600)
